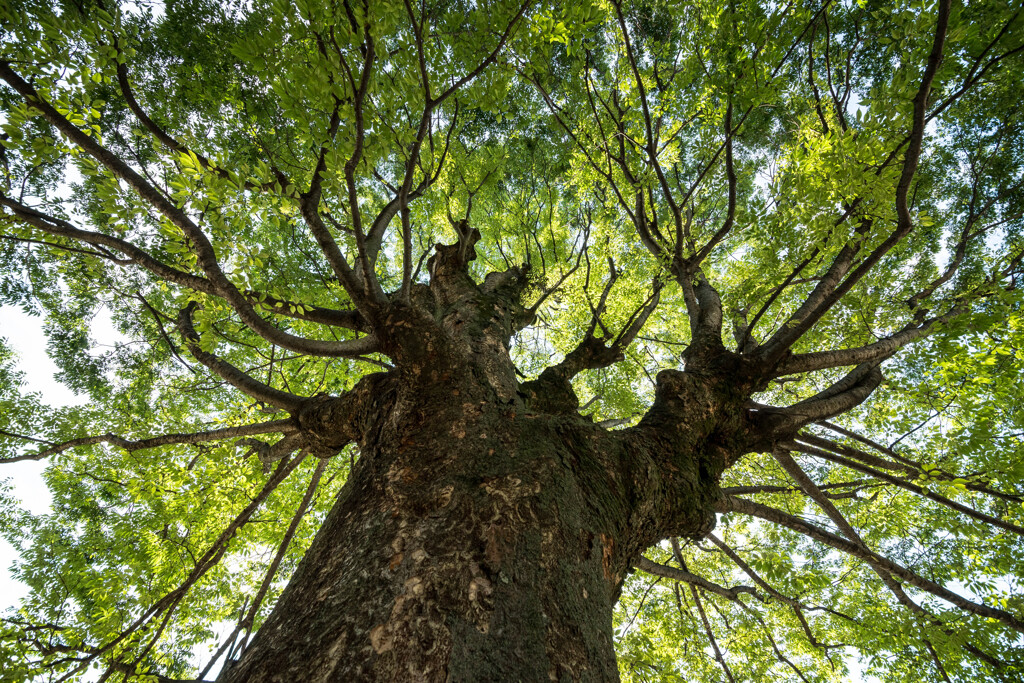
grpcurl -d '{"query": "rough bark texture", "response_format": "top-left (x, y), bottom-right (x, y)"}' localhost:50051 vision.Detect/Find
top-left (217, 240), bottom-right (756, 683)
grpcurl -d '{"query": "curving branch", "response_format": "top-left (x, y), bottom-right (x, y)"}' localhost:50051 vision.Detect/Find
top-left (919, 15), bottom-right (1024, 138)
top-left (299, 79), bottom-right (378, 306)
top-left (361, 185), bottom-right (428, 278)
top-left (86, 454), bottom-right (307, 677)
top-left (774, 312), bottom-right (954, 376)
top-left (1, 419), bottom-right (296, 464)
top-left (798, 423), bottom-right (1024, 499)
top-left (176, 303), bottom-right (306, 412)
top-left (532, 275), bottom-right (662, 385)
top-left (705, 532), bottom-right (860, 669)
top-left (360, 0), bottom-right (532, 297)
top-left (722, 479), bottom-right (872, 498)
top-left (611, 0), bottom-right (683, 239)
top-left (0, 193), bottom-right (371, 349)
top-left (520, 71), bottom-right (648, 258)
top-left (430, 0), bottom-right (534, 107)
top-left (0, 194), bottom-right (215, 294)
top-left (0, 62), bottom-right (375, 359)
top-left (690, 101), bottom-right (738, 266)
top-left (719, 494), bottom-right (1024, 634)
top-left (667, 537), bottom-right (738, 683)
top-left (773, 190), bottom-right (1018, 375)
top-left (247, 291), bottom-right (368, 331)
top-left (636, 541), bottom-right (857, 652)
top-left (238, 432), bottom-right (307, 471)
top-left (810, 424), bottom-right (1023, 502)
top-left (649, 536), bottom-right (828, 683)
top-left (1, 195), bottom-right (376, 352)
top-left (0, 232), bottom-right (131, 263)
top-left (114, 60), bottom-right (285, 194)
top-left (707, 532), bottom-right (854, 626)
top-left (748, 364), bottom-right (882, 439)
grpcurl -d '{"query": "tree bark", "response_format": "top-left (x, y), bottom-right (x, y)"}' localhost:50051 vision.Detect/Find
top-left (218, 369), bottom-right (726, 682)
top-left (218, 243), bottom-right (743, 682)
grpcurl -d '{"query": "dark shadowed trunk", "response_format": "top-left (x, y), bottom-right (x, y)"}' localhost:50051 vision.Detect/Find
top-left (219, 379), bottom-right (728, 682)
top-left (217, 242), bottom-right (753, 682)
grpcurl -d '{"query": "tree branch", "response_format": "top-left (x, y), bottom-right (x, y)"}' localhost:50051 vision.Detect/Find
top-left (747, 364), bottom-right (882, 439)
top-left (0, 194), bottom-right (215, 294)
top-left (756, 0), bottom-right (952, 363)
top-left (0, 61), bottom-right (373, 358)
top-left (719, 495), bottom-right (1024, 633)
top-left (787, 439), bottom-right (1024, 535)
top-left (176, 303), bottom-right (305, 411)
top-left (114, 60), bottom-right (282, 193)
top-left (634, 556), bottom-right (759, 603)
top-left (1, 419), bottom-right (296, 464)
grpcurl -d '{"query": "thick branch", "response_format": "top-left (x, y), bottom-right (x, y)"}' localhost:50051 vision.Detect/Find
top-left (248, 292), bottom-right (368, 331)
top-left (177, 303), bottom-right (305, 411)
top-left (775, 314), bottom-right (949, 376)
top-left (685, 270), bottom-right (725, 357)
top-left (748, 364), bottom-right (882, 439)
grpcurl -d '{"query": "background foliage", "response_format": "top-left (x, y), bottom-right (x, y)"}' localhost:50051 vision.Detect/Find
top-left (1, 0), bottom-right (1022, 680)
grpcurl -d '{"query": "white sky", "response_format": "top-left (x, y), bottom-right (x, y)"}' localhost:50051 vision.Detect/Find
top-left (0, 305), bottom-right (222, 678)
top-left (1, 306), bottom-right (72, 608)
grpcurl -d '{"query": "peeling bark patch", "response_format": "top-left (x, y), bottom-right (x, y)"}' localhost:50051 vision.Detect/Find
top-left (467, 574), bottom-right (493, 631)
top-left (468, 575), bottom-right (492, 603)
top-left (435, 485), bottom-right (453, 509)
top-left (369, 624), bottom-right (391, 654)
top-left (599, 533), bottom-right (615, 581)
top-left (389, 553), bottom-right (403, 571)
top-left (484, 523), bottom-right (505, 568)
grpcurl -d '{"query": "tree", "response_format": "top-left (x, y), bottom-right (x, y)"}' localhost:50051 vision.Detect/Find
top-left (0, 0), bottom-right (1022, 679)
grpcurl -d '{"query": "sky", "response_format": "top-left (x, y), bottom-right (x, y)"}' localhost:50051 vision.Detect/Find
top-left (0, 305), bottom-right (238, 680)
top-left (0, 305), bottom-right (78, 608)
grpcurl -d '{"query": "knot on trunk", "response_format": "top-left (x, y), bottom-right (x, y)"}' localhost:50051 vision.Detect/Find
top-left (428, 227), bottom-right (481, 282)
top-left (518, 369), bottom-right (579, 414)
top-left (295, 372), bottom-right (399, 453)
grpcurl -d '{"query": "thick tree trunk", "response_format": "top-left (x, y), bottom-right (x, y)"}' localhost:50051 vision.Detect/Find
top-left (219, 244), bottom-right (740, 682)
top-left (218, 374), bottom-right (724, 682)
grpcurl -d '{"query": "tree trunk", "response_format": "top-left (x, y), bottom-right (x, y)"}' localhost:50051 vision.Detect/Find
top-left (218, 371), bottom-right (724, 682)
top-left (219, 245), bottom-right (738, 682)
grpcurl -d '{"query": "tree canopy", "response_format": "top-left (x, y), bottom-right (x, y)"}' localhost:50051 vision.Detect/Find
top-left (1, 0), bottom-right (1023, 680)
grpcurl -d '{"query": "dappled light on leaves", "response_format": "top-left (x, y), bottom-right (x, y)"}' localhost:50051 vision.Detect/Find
top-left (0, 0), bottom-right (1022, 680)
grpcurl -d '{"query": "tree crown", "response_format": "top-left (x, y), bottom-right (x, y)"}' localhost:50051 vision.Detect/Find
top-left (1, 0), bottom-right (1023, 680)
